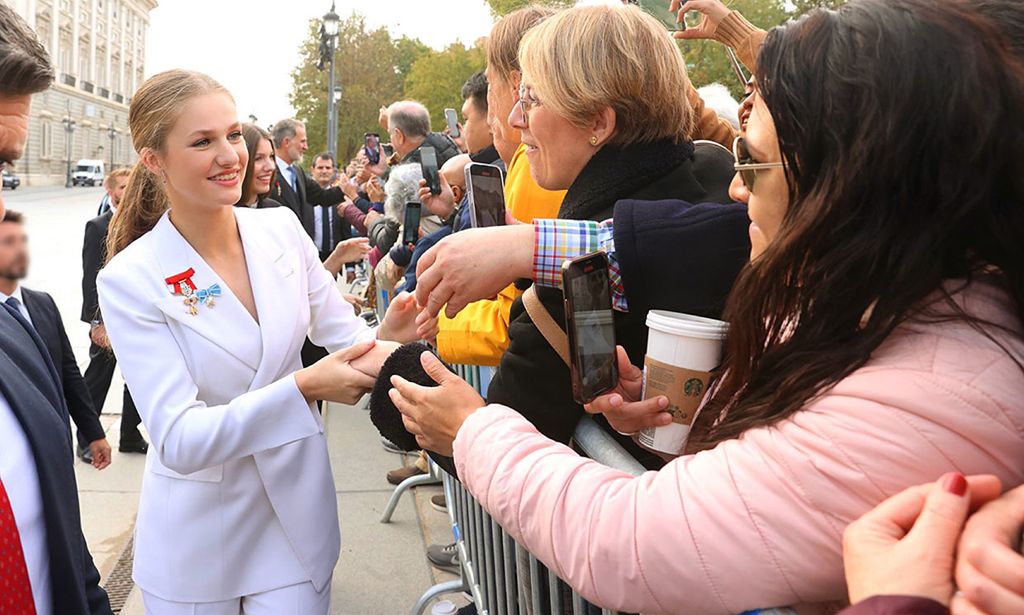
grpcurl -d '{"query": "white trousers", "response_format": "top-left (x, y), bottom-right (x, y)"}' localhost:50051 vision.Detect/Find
top-left (141, 579), bottom-right (331, 615)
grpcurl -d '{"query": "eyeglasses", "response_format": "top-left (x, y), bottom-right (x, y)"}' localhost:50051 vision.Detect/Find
top-left (733, 136), bottom-right (784, 193)
top-left (517, 84), bottom-right (542, 128)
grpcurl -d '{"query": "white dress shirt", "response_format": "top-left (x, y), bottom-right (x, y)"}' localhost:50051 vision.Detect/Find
top-left (0, 390), bottom-right (52, 615)
top-left (275, 156), bottom-right (297, 192)
top-left (0, 285), bottom-right (34, 327)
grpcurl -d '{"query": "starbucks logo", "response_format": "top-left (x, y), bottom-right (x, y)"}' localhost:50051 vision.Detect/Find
top-left (684, 378), bottom-right (704, 397)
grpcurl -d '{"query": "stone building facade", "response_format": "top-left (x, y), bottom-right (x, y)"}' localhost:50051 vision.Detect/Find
top-left (4, 0), bottom-right (158, 186)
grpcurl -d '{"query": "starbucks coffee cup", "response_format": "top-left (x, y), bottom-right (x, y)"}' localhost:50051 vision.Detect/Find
top-left (637, 310), bottom-right (728, 455)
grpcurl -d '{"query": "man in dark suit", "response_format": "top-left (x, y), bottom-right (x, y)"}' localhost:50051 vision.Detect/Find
top-left (267, 118), bottom-right (351, 261)
top-left (0, 6), bottom-right (113, 613)
top-left (80, 168), bottom-right (148, 460)
top-left (0, 210), bottom-right (111, 470)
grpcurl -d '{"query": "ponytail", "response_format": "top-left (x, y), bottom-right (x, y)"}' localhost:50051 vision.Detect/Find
top-left (105, 161), bottom-right (169, 264)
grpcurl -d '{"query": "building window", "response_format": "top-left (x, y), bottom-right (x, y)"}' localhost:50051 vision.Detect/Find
top-left (41, 122), bottom-right (54, 159)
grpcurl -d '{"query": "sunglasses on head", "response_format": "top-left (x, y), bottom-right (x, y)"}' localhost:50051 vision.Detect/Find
top-left (733, 136), bottom-right (784, 193)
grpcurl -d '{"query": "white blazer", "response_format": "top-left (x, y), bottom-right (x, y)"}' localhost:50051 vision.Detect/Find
top-left (98, 206), bottom-right (375, 602)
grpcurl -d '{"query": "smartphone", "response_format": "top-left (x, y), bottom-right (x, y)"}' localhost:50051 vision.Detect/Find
top-left (403, 202), bottom-right (421, 247)
top-left (465, 163), bottom-right (506, 228)
top-left (364, 132), bottom-right (381, 165)
top-left (445, 108), bottom-right (461, 139)
top-left (420, 146), bottom-right (440, 195)
top-left (562, 252), bottom-right (619, 404)
top-left (624, 0), bottom-right (679, 31)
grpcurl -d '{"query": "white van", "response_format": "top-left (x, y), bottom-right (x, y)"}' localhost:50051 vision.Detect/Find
top-left (72, 159), bottom-right (105, 186)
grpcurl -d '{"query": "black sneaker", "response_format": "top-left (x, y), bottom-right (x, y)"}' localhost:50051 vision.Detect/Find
top-left (426, 542), bottom-right (459, 573)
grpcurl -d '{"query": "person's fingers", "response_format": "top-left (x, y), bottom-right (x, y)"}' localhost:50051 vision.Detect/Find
top-left (444, 295), bottom-right (468, 320)
top-left (420, 351), bottom-right (454, 386)
top-left (669, 0), bottom-right (682, 13)
top-left (343, 365), bottom-right (376, 390)
top-left (957, 558), bottom-right (1024, 615)
top-left (425, 282), bottom-right (453, 319)
top-left (951, 592), bottom-right (987, 615)
top-left (902, 473), bottom-right (972, 558)
top-left (850, 482), bottom-right (933, 541)
top-left (390, 374), bottom-right (428, 405)
top-left (616, 346), bottom-right (641, 381)
top-left (335, 340), bottom-right (376, 362)
top-left (400, 410), bottom-right (421, 435)
top-left (415, 309), bottom-right (431, 326)
top-left (584, 391), bottom-right (625, 416)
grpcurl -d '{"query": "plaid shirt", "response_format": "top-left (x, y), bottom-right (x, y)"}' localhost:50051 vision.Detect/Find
top-left (532, 218), bottom-right (628, 312)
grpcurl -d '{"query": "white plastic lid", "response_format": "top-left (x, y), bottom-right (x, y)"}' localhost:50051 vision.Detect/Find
top-left (431, 600), bottom-right (459, 615)
top-left (646, 310), bottom-right (728, 340)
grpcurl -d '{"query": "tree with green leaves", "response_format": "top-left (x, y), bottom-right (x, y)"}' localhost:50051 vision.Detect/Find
top-left (403, 43), bottom-right (487, 132)
top-left (289, 14), bottom-right (431, 162)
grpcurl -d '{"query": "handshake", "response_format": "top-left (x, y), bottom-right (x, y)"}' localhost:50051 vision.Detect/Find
top-left (294, 292), bottom-right (438, 406)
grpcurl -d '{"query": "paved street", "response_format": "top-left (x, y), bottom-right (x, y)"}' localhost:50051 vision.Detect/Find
top-left (3, 185), bottom-right (459, 614)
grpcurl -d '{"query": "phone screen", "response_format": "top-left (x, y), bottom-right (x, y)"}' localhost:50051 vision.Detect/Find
top-left (445, 108), bottom-right (461, 139)
top-left (563, 253), bottom-right (618, 403)
top-left (364, 133), bottom-right (381, 165)
top-left (420, 147), bottom-right (440, 195)
top-left (403, 202), bottom-right (421, 246)
top-left (625, 0), bottom-right (679, 30)
top-left (467, 164), bottom-right (505, 228)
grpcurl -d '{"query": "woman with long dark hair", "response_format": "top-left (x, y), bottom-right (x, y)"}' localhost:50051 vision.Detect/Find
top-left (391, 1), bottom-right (1024, 613)
top-left (235, 122), bottom-right (281, 209)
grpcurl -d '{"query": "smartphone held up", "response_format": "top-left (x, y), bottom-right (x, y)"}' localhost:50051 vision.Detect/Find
top-left (563, 252), bottom-right (619, 404)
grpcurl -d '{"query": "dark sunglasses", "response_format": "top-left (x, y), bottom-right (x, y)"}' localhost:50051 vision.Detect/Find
top-left (733, 136), bottom-right (784, 193)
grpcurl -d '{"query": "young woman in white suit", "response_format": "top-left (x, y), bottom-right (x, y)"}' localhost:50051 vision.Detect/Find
top-left (97, 69), bottom-right (420, 614)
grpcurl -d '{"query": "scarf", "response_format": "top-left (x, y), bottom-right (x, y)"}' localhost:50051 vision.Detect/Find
top-left (557, 138), bottom-right (695, 220)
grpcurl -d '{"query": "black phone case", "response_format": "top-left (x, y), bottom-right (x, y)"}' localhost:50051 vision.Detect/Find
top-left (562, 254), bottom-right (618, 405)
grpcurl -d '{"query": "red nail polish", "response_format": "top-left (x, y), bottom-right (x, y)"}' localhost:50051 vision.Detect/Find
top-left (941, 472), bottom-right (968, 496)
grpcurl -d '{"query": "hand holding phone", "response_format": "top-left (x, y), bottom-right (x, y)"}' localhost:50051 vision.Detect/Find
top-left (465, 163), bottom-right (506, 228)
top-left (420, 146), bottom-right (441, 195)
top-left (563, 252), bottom-right (619, 404)
top-left (403, 202), bottom-right (421, 247)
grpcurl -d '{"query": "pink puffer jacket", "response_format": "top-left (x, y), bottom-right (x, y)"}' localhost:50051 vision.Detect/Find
top-left (454, 279), bottom-right (1024, 614)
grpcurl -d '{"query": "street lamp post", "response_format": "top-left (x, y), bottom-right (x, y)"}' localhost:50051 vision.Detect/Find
top-left (107, 125), bottom-right (117, 172)
top-left (320, 3), bottom-right (340, 156)
top-left (62, 100), bottom-right (76, 188)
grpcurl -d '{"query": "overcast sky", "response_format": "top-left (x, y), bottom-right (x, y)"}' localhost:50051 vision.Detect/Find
top-left (144, 0), bottom-right (615, 126)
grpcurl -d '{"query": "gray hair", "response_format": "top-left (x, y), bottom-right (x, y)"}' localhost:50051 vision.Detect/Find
top-left (272, 118), bottom-right (304, 148)
top-left (384, 163), bottom-right (424, 223)
top-left (387, 101), bottom-right (431, 139)
top-left (697, 83), bottom-right (740, 130)
top-left (0, 3), bottom-right (54, 97)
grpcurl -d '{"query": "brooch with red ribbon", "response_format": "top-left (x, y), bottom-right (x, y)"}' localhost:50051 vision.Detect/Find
top-left (164, 268), bottom-right (221, 316)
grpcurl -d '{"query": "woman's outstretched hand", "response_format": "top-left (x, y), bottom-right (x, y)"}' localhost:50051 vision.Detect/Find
top-left (378, 292), bottom-right (424, 344)
top-left (389, 351), bottom-right (485, 456)
top-left (843, 473), bottom-right (1002, 607)
top-left (295, 340), bottom-right (378, 405)
top-left (583, 346), bottom-right (672, 435)
top-left (414, 224), bottom-right (535, 319)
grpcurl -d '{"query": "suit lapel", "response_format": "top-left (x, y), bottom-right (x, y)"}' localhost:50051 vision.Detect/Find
top-left (150, 212), bottom-right (263, 372)
top-left (21, 289), bottom-right (60, 370)
top-left (0, 307), bottom-right (66, 418)
top-left (236, 211), bottom-right (301, 390)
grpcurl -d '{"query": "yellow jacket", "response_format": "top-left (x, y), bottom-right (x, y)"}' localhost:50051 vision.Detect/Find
top-left (435, 144), bottom-right (565, 366)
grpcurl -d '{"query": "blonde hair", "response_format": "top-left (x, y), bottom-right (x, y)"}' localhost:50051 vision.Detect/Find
top-left (486, 5), bottom-right (557, 85)
top-left (103, 167), bottom-right (131, 189)
top-left (519, 4), bottom-right (694, 146)
top-left (106, 69), bottom-right (231, 263)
